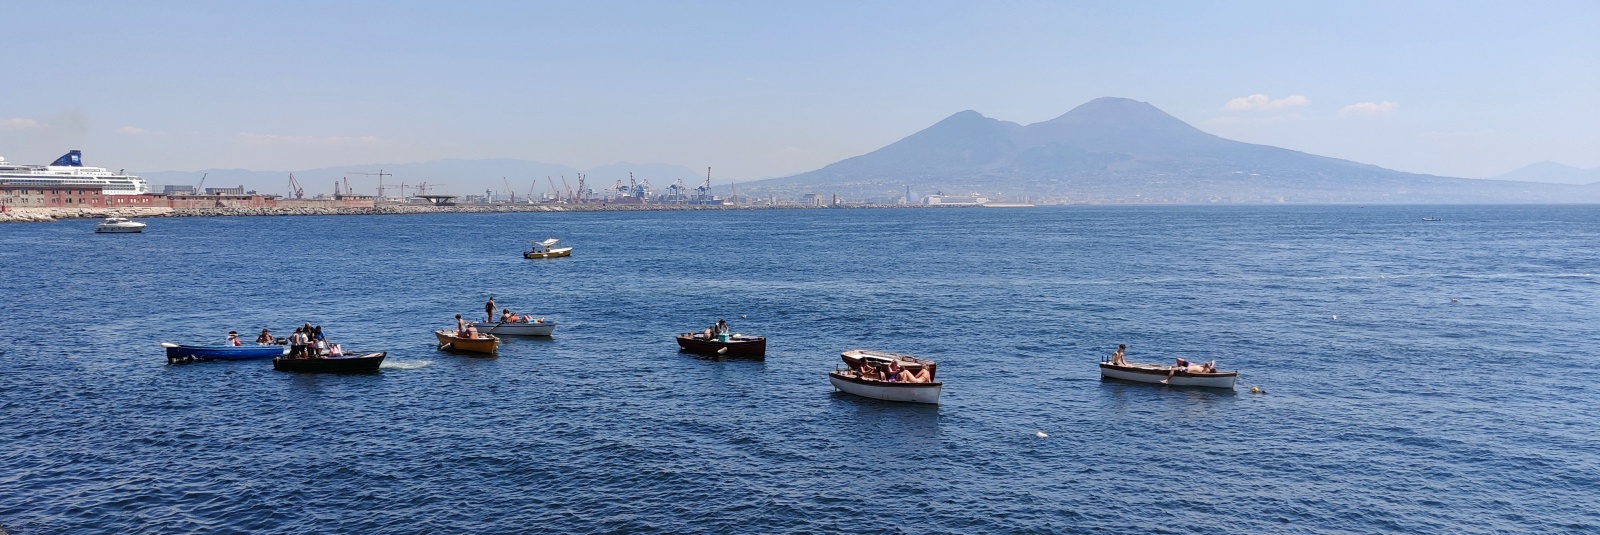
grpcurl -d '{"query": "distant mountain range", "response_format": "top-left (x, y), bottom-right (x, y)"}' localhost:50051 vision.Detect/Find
top-left (1492, 161), bottom-right (1600, 185)
top-left (139, 159), bottom-right (706, 198)
top-left (737, 97), bottom-right (1600, 204)
top-left (135, 97), bottom-right (1596, 203)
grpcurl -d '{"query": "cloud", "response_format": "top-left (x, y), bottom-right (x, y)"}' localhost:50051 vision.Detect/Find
top-left (0, 117), bottom-right (47, 130)
top-left (1340, 101), bottom-right (1399, 117)
top-left (1223, 94), bottom-right (1310, 111)
top-left (119, 126), bottom-right (164, 136)
top-left (237, 132), bottom-right (380, 146)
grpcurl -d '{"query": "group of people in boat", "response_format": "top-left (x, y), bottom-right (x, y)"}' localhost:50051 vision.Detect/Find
top-left (287, 323), bottom-right (342, 359)
top-left (226, 323), bottom-right (343, 359)
top-left (853, 359), bottom-right (935, 383)
top-left (1107, 344), bottom-right (1219, 384)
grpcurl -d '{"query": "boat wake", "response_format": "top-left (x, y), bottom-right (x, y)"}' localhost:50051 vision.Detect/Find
top-left (380, 360), bottom-right (432, 370)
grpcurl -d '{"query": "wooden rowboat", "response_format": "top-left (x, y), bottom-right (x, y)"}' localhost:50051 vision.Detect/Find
top-left (676, 332), bottom-right (766, 358)
top-left (162, 342), bottom-right (287, 363)
top-left (273, 352), bottom-right (387, 373)
top-left (1099, 361), bottom-right (1238, 389)
top-left (828, 349), bottom-right (943, 404)
top-left (435, 330), bottom-right (499, 354)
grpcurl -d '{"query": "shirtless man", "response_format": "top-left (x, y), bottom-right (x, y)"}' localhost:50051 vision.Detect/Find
top-left (1110, 344), bottom-right (1128, 366)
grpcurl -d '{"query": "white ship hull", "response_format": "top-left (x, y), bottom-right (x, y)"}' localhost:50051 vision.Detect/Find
top-left (0, 151), bottom-right (151, 195)
top-left (828, 372), bottom-right (942, 404)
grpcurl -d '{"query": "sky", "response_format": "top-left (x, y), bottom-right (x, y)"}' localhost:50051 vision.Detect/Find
top-left (2, 0), bottom-right (1597, 186)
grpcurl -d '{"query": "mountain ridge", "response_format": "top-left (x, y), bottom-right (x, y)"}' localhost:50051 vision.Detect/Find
top-left (738, 97), bottom-right (1599, 204)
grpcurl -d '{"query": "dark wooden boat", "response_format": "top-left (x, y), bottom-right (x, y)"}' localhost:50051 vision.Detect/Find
top-left (676, 332), bottom-right (766, 358)
top-left (273, 352), bottom-right (386, 373)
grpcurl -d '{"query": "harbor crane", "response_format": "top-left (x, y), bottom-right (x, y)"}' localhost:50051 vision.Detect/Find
top-left (561, 176), bottom-right (573, 203)
top-left (288, 173), bottom-right (304, 199)
top-left (194, 172), bottom-right (208, 194)
top-left (350, 170), bottom-right (392, 198)
top-left (504, 177), bottom-right (516, 203)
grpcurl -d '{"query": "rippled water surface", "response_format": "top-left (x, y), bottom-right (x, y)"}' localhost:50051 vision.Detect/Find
top-left (1, 205), bottom-right (1597, 534)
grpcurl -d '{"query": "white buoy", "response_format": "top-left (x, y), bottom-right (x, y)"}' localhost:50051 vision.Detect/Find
top-left (1034, 431), bottom-right (1049, 439)
top-left (1332, 315), bottom-right (1338, 320)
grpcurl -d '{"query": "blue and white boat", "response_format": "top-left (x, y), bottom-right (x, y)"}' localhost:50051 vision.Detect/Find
top-left (162, 342), bottom-right (287, 363)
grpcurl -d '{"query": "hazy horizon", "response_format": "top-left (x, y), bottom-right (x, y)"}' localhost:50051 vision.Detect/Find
top-left (3, 1), bottom-right (1597, 184)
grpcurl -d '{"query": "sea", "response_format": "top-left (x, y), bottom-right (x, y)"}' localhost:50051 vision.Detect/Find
top-left (0, 205), bottom-right (1596, 534)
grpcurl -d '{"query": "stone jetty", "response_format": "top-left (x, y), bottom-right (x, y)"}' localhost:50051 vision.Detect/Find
top-left (0, 202), bottom-right (923, 224)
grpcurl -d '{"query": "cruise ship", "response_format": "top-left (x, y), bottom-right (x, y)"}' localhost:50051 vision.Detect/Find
top-left (0, 150), bottom-right (151, 195)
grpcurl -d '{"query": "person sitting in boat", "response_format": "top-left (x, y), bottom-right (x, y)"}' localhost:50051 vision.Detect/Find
top-left (456, 314), bottom-right (469, 337)
top-left (327, 343), bottom-right (343, 358)
top-left (501, 309), bottom-right (516, 323)
top-left (1161, 358), bottom-right (1218, 384)
top-left (884, 360), bottom-right (907, 382)
top-left (227, 331), bottom-right (242, 346)
top-left (858, 362), bottom-right (881, 381)
top-left (256, 329), bottom-right (275, 345)
top-left (1110, 344), bottom-right (1128, 366)
top-left (464, 324), bottom-right (480, 339)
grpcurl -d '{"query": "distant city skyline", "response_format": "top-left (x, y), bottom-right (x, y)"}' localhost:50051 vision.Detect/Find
top-left (2, 1), bottom-right (1596, 181)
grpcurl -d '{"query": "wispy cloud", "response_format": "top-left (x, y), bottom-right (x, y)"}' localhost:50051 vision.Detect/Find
top-left (119, 126), bottom-right (164, 136)
top-left (237, 132), bottom-right (380, 146)
top-left (1340, 101), bottom-right (1399, 117)
top-left (1223, 94), bottom-right (1310, 111)
top-left (0, 117), bottom-right (47, 130)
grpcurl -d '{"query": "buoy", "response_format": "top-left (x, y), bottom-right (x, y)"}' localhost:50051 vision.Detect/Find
top-left (1034, 431), bottom-right (1049, 439)
top-left (1250, 386), bottom-right (1261, 394)
top-left (1332, 315), bottom-right (1338, 320)
top-left (740, 314), bottom-right (747, 319)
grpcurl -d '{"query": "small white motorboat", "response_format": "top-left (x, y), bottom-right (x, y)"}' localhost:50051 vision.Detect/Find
top-left (95, 217), bottom-right (147, 233)
top-left (471, 319), bottom-right (557, 336)
top-left (828, 349), bottom-right (943, 404)
top-left (524, 238), bottom-right (572, 259)
top-left (1099, 361), bottom-right (1238, 389)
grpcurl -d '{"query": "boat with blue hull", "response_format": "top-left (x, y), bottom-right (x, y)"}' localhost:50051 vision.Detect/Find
top-left (162, 342), bottom-right (287, 363)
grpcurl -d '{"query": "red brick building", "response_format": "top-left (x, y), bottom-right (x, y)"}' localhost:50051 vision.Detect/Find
top-left (0, 183), bottom-right (106, 209)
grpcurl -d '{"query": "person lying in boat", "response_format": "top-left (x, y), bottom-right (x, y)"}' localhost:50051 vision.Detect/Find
top-left (227, 331), bottom-right (242, 346)
top-left (1161, 358), bottom-right (1218, 384)
top-left (256, 329), bottom-right (275, 345)
top-left (1110, 344), bottom-right (1128, 366)
top-left (908, 365), bottom-right (933, 383)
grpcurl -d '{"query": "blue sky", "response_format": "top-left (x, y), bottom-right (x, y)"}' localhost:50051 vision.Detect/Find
top-left (2, 0), bottom-right (1596, 182)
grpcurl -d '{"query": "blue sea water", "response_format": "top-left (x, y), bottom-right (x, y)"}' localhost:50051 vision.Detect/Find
top-left (0, 205), bottom-right (1597, 534)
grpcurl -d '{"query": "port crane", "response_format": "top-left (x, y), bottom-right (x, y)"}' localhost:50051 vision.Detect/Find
top-left (195, 172), bottom-right (208, 194)
top-left (561, 176), bottom-right (573, 203)
top-left (288, 173), bottom-right (304, 199)
top-left (350, 170), bottom-right (392, 198)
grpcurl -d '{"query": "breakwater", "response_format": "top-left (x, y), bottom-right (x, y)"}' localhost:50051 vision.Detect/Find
top-left (0, 202), bottom-right (941, 223)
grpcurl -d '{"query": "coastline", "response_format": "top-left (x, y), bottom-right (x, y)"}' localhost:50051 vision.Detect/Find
top-left (0, 202), bottom-right (950, 223)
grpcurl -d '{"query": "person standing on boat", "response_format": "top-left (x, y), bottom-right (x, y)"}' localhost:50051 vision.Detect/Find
top-left (288, 327), bottom-right (305, 358)
top-left (485, 297), bottom-right (496, 323)
top-left (456, 314), bottom-right (468, 336)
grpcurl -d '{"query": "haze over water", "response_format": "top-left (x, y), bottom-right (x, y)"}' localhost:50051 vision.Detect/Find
top-left (1, 205), bottom-right (1596, 533)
